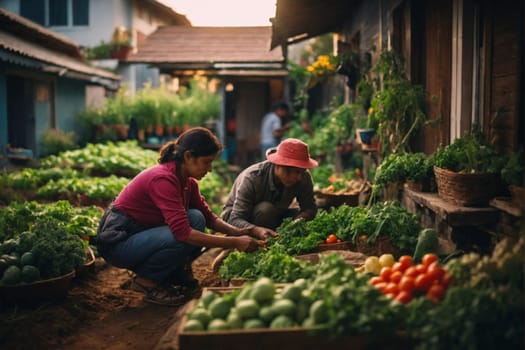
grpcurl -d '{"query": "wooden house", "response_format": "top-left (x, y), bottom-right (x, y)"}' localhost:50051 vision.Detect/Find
top-left (271, 0), bottom-right (524, 250)
top-left (272, 0), bottom-right (523, 155)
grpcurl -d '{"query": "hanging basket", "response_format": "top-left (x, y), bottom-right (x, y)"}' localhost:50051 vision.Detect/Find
top-left (433, 166), bottom-right (501, 207)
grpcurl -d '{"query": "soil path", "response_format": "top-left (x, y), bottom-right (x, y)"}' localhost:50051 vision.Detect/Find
top-left (0, 248), bottom-right (223, 350)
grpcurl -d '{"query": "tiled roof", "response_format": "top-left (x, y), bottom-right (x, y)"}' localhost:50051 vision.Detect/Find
top-left (129, 26), bottom-right (283, 64)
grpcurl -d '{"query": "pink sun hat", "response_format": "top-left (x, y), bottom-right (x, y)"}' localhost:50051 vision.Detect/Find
top-left (266, 138), bottom-right (318, 169)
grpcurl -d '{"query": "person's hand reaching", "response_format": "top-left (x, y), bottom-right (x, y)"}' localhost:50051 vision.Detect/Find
top-left (250, 226), bottom-right (278, 240)
top-left (234, 236), bottom-right (260, 252)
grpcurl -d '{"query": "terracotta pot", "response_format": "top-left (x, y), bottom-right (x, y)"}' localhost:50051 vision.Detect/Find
top-left (110, 124), bottom-right (129, 140)
top-left (155, 124), bottom-right (164, 137)
top-left (137, 129), bottom-right (145, 142)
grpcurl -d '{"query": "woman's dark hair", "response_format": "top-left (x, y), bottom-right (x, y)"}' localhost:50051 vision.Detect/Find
top-left (158, 127), bottom-right (223, 164)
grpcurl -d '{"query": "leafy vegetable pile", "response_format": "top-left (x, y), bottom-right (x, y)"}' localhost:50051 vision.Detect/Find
top-left (219, 201), bottom-right (419, 282)
top-left (0, 200), bottom-right (101, 283)
top-left (0, 201), bottom-right (101, 284)
top-left (40, 140), bottom-right (158, 177)
top-left (35, 175), bottom-right (129, 204)
top-left (206, 237), bottom-right (524, 349)
top-left (271, 201), bottom-right (419, 256)
top-left (0, 200), bottom-right (101, 242)
top-left (219, 245), bottom-right (313, 282)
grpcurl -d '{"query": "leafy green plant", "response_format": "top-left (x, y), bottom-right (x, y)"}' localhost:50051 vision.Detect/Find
top-left (41, 140), bottom-right (158, 177)
top-left (39, 129), bottom-right (78, 157)
top-left (374, 152), bottom-right (433, 188)
top-left (369, 50), bottom-right (427, 153)
top-left (501, 151), bottom-right (524, 186)
top-left (434, 128), bottom-right (505, 173)
top-left (307, 103), bottom-right (358, 159)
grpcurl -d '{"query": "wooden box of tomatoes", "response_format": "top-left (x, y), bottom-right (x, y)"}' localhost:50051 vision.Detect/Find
top-left (313, 234), bottom-right (351, 252)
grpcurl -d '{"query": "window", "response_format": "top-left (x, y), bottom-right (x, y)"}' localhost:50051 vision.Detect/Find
top-left (49, 0), bottom-right (68, 26)
top-left (73, 0), bottom-right (89, 25)
top-left (20, 0), bottom-right (45, 26)
top-left (20, 0), bottom-right (89, 27)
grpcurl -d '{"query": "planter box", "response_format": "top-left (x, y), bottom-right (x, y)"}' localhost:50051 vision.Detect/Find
top-left (177, 287), bottom-right (364, 350)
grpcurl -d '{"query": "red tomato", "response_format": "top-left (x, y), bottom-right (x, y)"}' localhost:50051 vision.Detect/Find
top-left (391, 262), bottom-right (404, 273)
top-left (325, 234), bottom-right (338, 244)
top-left (395, 291), bottom-right (413, 304)
top-left (426, 262), bottom-right (445, 283)
top-left (415, 264), bottom-right (428, 274)
top-left (375, 282), bottom-right (388, 293)
top-left (398, 255), bottom-right (414, 270)
top-left (398, 275), bottom-right (415, 293)
top-left (380, 267), bottom-right (393, 282)
top-left (404, 266), bottom-right (418, 278)
top-left (414, 273), bottom-right (433, 291)
top-left (422, 253), bottom-right (438, 267)
top-left (385, 282), bottom-right (399, 296)
top-left (390, 270), bottom-right (403, 284)
top-left (369, 276), bottom-right (384, 286)
top-left (427, 284), bottom-right (446, 301)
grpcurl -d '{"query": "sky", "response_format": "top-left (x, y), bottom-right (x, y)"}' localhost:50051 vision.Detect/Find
top-left (164, 0), bottom-right (277, 26)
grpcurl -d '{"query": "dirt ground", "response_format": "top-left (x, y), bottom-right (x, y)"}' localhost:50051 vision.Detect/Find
top-left (0, 248), bottom-right (224, 350)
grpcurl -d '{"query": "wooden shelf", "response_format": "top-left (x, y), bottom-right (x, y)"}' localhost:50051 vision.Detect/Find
top-left (403, 189), bottom-right (500, 227)
top-left (490, 197), bottom-right (522, 217)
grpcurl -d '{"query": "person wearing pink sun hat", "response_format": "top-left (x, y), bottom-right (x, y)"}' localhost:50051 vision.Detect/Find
top-left (221, 138), bottom-right (319, 238)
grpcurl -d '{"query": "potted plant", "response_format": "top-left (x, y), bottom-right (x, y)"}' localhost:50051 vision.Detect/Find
top-left (501, 151), bottom-right (524, 204)
top-left (336, 51), bottom-right (361, 89)
top-left (103, 88), bottom-right (131, 140)
top-left (433, 128), bottom-right (506, 206)
top-left (306, 54), bottom-right (338, 88)
top-left (372, 152), bottom-right (431, 200)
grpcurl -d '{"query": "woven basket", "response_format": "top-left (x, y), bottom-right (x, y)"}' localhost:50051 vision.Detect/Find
top-left (349, 236), bottom-right (400, 257)
top-left (433, 166), bottom-right (501, 207)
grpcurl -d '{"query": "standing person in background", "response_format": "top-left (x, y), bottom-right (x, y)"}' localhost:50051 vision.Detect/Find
top-left (222, 138), bottom-right (318, 234)
top-left (260, 101), bottom-right (290, 158)
top-left (95, 127), bottom-right (264, 306)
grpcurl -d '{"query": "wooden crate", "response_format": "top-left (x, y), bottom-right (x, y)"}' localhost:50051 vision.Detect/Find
top-left (177, 287), bottom-right (365, 350)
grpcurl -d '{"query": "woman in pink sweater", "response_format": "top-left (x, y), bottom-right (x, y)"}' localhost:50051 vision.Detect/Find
top-left (96, 127), bottom-right (269, 306)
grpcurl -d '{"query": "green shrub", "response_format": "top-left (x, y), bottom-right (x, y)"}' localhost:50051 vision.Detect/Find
top-left (39, 129), bottom-right (78, 157)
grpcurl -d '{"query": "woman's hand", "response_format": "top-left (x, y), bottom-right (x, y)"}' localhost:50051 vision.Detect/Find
top-left (234, 236), bottom-right (261, 252)
top-left (250, 226), bottom-right (278, 240)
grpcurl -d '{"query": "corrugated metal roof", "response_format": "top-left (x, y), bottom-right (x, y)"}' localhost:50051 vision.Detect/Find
top-left (0, 8), bottom-right (120, 88)
top-left (0, 31), bottom-right (119, 81)
top-left (128, 26), bottom-right (283, 65)
top-left (0, 8), bottom-right (82, 57)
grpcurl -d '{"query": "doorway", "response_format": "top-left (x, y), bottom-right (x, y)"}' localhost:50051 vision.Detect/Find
top-left (6, 75), bottom-right (36, 151)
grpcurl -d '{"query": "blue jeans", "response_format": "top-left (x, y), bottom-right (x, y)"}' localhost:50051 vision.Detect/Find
top-left (102, 209), bottom-right (205, 285)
